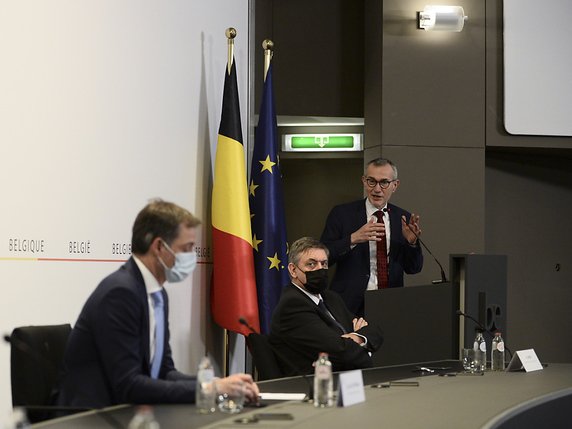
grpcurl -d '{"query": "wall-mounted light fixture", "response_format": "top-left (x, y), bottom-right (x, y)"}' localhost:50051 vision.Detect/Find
top-left (418, 5), bottom-right (467, 32)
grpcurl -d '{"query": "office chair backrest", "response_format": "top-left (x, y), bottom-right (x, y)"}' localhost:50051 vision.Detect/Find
top-left (9, 324), bottom-right (72, 415)
top-left (246, 333), bottom-right (284, 381)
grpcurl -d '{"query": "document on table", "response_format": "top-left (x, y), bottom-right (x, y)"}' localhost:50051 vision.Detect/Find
top-left (259, 392), bottom-right (307, 401)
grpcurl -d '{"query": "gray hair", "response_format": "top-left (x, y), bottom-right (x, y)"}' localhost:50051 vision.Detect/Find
top-left (365, 158), bottom-right (398, 180)
top-left (288, 237), bottom-right (329, 265)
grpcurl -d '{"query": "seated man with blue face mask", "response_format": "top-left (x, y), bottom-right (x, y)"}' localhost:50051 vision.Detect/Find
top-left (268, 237), bottom-right (384, 375)
top-left (58, 199), bottom-right (259, 408)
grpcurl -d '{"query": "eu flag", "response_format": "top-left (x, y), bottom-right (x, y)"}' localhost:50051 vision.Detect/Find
top-left (249, 63), bottom-right (289, 334)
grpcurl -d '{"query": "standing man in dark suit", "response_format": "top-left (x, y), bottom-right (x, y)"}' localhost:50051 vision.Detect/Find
top-left (321, 158), bottom-right (423, 315)
top-left (58, 199), bottom-right (259, 408)
top-left (269, 237), bottom-right (383, 375)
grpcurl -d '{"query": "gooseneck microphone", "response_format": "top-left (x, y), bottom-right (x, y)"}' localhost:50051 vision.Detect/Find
top-left (404, 222), bottom-right (448, 284)
top-left (456, 310), bottom-right (487, 332)
top-left (238, 317), bottom-right (259, 334)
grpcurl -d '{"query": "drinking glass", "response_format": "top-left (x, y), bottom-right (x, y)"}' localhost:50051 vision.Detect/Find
top-left (462, 348), bottom-right (476, 372)
top-left (217, 381), bottom-right (245, 414)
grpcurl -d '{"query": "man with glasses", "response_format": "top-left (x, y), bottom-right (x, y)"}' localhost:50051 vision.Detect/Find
top-left (269, 237), bottom-right (383, 375)
top-left (321, 158), bottom-right (423, 315)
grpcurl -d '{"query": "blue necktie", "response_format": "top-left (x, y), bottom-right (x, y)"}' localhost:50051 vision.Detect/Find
top-left (150, 291), bottom-right (164, 379)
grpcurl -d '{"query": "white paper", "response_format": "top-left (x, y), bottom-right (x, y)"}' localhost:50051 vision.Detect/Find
top-left (259, 392), bottom-right (307, 401)
top-left (337, 370), bottom-right (365, 407)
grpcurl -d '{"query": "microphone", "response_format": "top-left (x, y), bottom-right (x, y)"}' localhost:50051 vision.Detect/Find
top-left (403, 220), bottom-right (447, 284)
top-left (238, 317), bottom-right (258, 334)
top-left (456, 310), bottom-right (512, 358)
top-left (456, 310), bottom-right (487, 332)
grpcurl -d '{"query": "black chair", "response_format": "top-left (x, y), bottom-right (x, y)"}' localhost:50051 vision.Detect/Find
top-left (246, 333), bottom-right (284, 381)
top-left (6, 324), bottom-right (73, 423)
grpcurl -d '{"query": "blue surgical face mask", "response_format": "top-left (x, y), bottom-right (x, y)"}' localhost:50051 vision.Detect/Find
top-left (158, 240), bottom-right (197, 283)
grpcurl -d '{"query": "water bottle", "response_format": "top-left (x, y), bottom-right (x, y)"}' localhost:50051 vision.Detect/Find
top-left (127, 406), bottom-right (160, 429)
top-left (473, 329), bottom-right (487, 372)
top-left (9, 408), bottom-right (31, 429)
top-left (491, 332), bottom-right (506, 371)
top-left (313, 352), bottom-right (333, 408)
top-left (196, 356), bottom-right (216, 413)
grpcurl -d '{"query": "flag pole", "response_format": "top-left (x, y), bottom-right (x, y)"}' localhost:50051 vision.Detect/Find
top-left (224, 329), bottom-right (230, 377)
top-left (262, 39), bottom-right (274, 82)
top-left (226, 27), bottom-right (236, 75)
top-left (221, 26), bottom-right (236, 377)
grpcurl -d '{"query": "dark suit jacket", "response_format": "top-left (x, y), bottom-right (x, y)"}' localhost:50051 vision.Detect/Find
top-left (268, 284), bottom-right (383, 375)
top-left (58, 258), bottom-right (196, 408)
top-left (321, 199), bottom-right (423, 315)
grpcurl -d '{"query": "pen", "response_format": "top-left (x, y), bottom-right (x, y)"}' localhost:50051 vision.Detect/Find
top-left (371, 381), bottom-right (420, 388)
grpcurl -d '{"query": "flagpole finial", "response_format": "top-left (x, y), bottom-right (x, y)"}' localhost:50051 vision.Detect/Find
top-left (225, 27), bottom-right (237, 39)
top-left (226, 28), bottom-right (237, 75)
top-left (262, 39), bottom-right (274, 82)
top-left (262, 39), bottom-right (273, 51)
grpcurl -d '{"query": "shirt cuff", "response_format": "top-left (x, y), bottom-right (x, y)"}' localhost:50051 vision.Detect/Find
top-left (353, 333), bottom-right (368, 347)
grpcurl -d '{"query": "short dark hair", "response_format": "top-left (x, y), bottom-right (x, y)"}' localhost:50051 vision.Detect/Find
top-left (366, 158), bottom-right (398, 179)
top-left (288, 237), bottom-right (329, 265)
top-left (131, 199), bottom-right (201, 254)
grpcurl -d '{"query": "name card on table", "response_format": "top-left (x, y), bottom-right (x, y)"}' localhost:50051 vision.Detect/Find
top-left (506, 348), bottom-right (543, 372)
top-left (337, 370), bottom-right (365, 407)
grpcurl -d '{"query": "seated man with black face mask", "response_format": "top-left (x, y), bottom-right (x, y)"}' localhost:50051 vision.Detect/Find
top-left (268, 237), bottom-right (383, 375)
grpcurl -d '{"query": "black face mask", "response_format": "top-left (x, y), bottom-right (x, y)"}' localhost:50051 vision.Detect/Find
top-left (300, 268), bottom-right (329, 294)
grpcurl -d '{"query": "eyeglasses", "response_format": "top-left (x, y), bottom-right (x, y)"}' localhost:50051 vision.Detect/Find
top-left (364, 177), bottom-right (397, 189)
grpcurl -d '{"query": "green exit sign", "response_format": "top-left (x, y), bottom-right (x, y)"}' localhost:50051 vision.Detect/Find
top-left (283, 133), bottom-right (362, 152)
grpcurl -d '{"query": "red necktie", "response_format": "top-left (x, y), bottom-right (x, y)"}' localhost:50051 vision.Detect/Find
top-left (374, 210), bottom-right (389, 289)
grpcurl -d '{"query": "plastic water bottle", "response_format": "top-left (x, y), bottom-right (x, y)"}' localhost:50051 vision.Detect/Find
top-left (491, 332), bottom-right (506, 371)
top-left (196, 356), bottom-right (216, 413)
top-left (473, 330), bottom-right (487, 372)
top-left (313, 352), bottom-right (333, 407)
top-left (8, 408), bottom-right (31, 429)
top-left (127, 406), bottom-right (160, 429)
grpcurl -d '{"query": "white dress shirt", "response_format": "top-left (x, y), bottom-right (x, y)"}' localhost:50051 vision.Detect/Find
top-left (133, 256), bottom-right (163, 364)
top-left (365, 199), bottom-right (390, 290)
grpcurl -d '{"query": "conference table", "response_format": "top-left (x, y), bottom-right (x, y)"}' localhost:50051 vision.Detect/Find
top-left (34, 360), bottom-right (572, 428)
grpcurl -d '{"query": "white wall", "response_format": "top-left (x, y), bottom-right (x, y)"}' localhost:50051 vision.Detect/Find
top-left (0, 0), bottom-right (249, 419)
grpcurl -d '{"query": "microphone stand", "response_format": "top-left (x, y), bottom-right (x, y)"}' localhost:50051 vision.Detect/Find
top-left (456, 310), bottom-right (513, 359)
top-left (404, 224), bottom-right (447, 284)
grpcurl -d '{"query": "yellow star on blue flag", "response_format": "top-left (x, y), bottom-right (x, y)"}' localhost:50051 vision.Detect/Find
top-left (259, 155), bottom-right (276, 173)
top-left (248, 63), bottom-right (289, 334)
top-left (267, 253), bottom-right (281, 270)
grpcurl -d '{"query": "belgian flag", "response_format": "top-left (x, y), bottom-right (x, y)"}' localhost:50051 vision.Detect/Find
top-left (211, 58), bottom-right (260, 336)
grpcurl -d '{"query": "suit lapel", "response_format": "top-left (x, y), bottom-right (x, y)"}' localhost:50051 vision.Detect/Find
top-left (354, 200), bottom-right (370, 260)
top-left (320, 297), bottom-right (349, 334)
top-left (289, 285), bottom-right (346, 333)
top-left (388, 203), bottom-right (403, 256)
